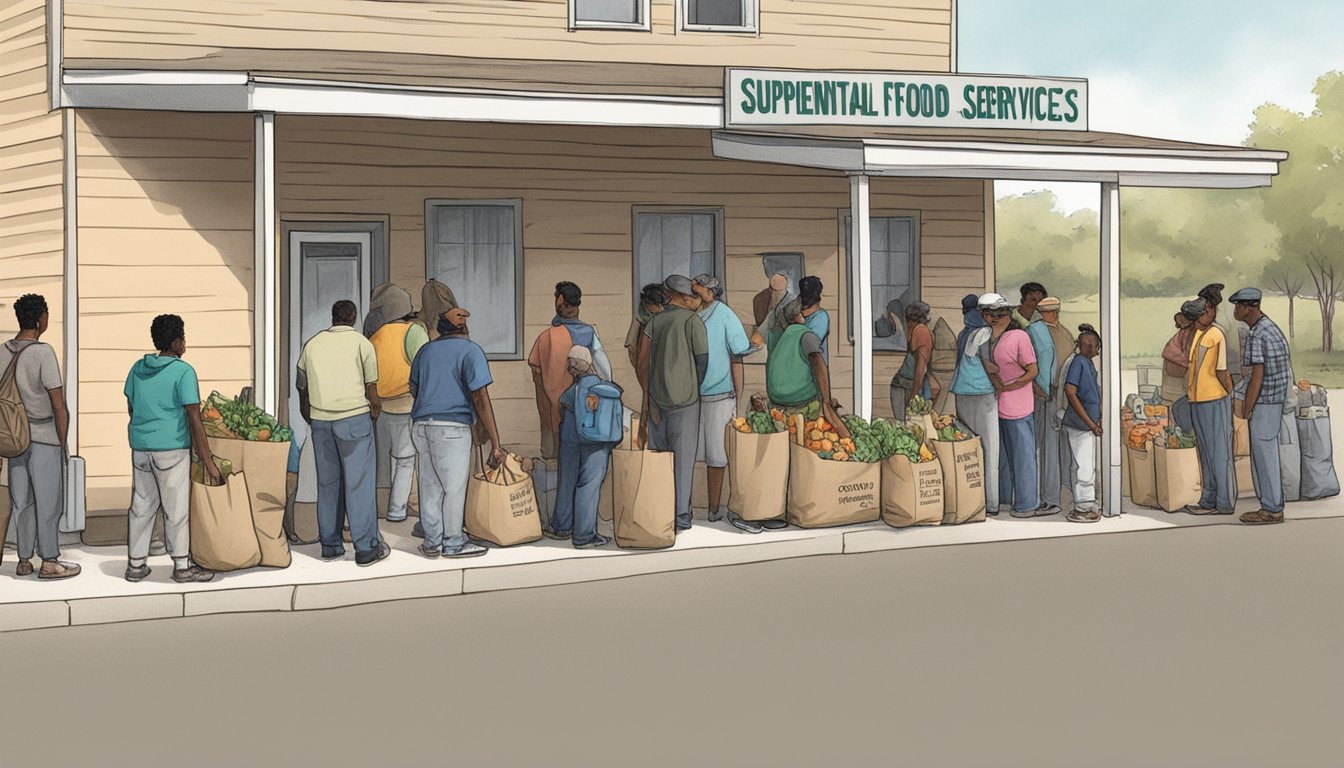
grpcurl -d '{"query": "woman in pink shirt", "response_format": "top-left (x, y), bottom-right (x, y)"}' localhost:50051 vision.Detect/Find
top-left (980, 295), bottom-right (1043, 517)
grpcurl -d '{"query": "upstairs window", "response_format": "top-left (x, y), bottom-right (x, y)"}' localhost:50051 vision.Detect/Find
top-left (571, 0), bottom-right (651, 30)
top-left (682, 0), bottom-right (757, 32)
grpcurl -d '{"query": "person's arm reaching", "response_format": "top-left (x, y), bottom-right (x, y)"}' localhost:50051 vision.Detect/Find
top-left (809, 352), bottom-right (851, 441)
top-left (470, 386), bottom-right (507, 468)
top-left (637, 329), bottom-right (653, 446)
top-left (186, 403), bottom-right (221, 483)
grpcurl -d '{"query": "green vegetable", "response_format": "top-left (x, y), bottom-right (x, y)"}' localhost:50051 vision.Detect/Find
top-left (207, 391), bottom-right (293, 442)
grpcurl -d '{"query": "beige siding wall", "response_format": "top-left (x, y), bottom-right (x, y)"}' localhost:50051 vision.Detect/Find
top-left (64, 0), bottom-right (952, 73)
top-left (75, 111), bottom-right (254, 513)
top-left (0, 1), bottom-right (64, 361)
top-left (276, 116), bottom-right (985, 451)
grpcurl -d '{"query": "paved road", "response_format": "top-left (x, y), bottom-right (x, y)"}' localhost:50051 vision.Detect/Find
top-left (3, 519), bottom-right (1342, 767)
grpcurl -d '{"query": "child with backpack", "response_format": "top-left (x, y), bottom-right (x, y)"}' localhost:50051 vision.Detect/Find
top-left (550, 345), bottom-right (623, 548)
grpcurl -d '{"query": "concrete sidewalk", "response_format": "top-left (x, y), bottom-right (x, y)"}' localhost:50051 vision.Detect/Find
top-left (3, 490), bottom-right (1340, 633)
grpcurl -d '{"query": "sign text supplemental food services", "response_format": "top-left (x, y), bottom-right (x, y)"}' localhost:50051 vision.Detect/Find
top-left (725, 70), bottom-right (1088, 131)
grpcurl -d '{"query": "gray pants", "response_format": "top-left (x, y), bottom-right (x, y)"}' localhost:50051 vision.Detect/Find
top-left (377, 411), bottom-right (415, 520)
top-left (955, 393), bottom-right (999, 512)
top-left (311, 414), bottom-right (381, 556)
top-left (412, 420), bottom-right (472, 552)
top-left (1191, 397), bottom-right (1237, 511)
top-left (9, 441), bottom-right (64, 561)
top-left (129, 448), bottom-right (192, 568)
top-left (1248, 403), bottom-right (1285, 513)
top-left (1034, 397), bottom-right (1063, 508)
top-left (650, 401), bottom-right (701, 528)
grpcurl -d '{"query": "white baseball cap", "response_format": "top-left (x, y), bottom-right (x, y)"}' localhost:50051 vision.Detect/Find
top-left (977, 292), bottom-right (1010, 310)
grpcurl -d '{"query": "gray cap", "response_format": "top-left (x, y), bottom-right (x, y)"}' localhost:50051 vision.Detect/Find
top-left (693, 273), bottom-right (723, 299)
top-left (779, 298), bottom-right (803, 322)
top-left (1180, 298), bottom-right (1207, 320)
top-left (1229, 287), bottom-right (1262, 303)
top-left (905, 301), bottom-right (931, 321)
top-left (663, 274), bottom-right (696, 297)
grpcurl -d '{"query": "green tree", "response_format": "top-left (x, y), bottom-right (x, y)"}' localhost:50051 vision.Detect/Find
top-left (1249, 70), bottom-right (1344, 352)
top-left (995, 190), bottom-right (1098, 299)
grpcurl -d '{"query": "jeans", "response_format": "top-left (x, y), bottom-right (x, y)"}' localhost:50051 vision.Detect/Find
top-left (311, 414), bottom-right (381, 556)
top-left (1191, 396), bottom-right (1236, 511)
top-left (999, 415), bottom-right (1039, 514)
top-left (1034, 397), bottom-right (1063, 507)
top-left (377, 411), bottom-right (415, 520)
top-left (128, 448), bottom-right (192, 569)
top-left (955, 393), bottom-right (999, 512)
top-left (9, 441), bottom-right (64, 561)
top-left (553, 436), bottom-right (613, 546)
top-left (1249, 402), bottom-right (1285, 513)
top-left (411, 420), bottom-right (472, 552)
top-left (1170, 396), bottom-right (1194, 433)
top-left (1065, 426), bottom-right (1098, 511)
top-left (649, 401), bottom-right (701, 528)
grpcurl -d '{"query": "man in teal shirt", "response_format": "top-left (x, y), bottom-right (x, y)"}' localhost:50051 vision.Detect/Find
top-left (123, 314), bottom-right (217, 583)
top-left (1026, 297), bottom-right (1062, 515)
top-left (692, 274), bottom-right (755, 532)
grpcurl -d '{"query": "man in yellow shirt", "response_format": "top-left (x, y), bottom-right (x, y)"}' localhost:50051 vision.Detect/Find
top-left (368, 285), bottom-right (428, 523)
top-left (1184, 297), bottom-right (1237, 515)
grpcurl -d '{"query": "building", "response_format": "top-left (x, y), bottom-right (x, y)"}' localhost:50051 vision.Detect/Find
top-left (0, 0), bottom-right (1284, 539)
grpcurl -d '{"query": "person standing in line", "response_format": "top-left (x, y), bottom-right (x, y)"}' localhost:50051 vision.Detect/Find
top-left (691, 274), bottom-right (756, 533)
top-left (552, 346), bottom-right (615, 548)
top-left (625, 283), bottom-right (665, 369)
top-left (950, 293), bottom-right (999, 515)
top-left (1230, 288), bottom-right (1292, 525)
top-left (1199, 283), bottom-right (1244, 386)
top-left (798, 276), bottom-right (831, 363)
top-left (409, 307), bottom-right (506, 558)
top-left (367, 285), bottom-right (428, 523)
top-left (1014, 282), bottom-right (1047, 330)
top-left (297, 300), bottom-right (389, 566)
top-left (1026, 297), bottom-right (1063, 515)
top-left (890, 301), bottom-right (938, 422)
top-left (1062, 325), bottom-right (1105, 523)
top-left (639, 275), bottom-right (709, 532)
top-left (1183, 297), bottom-right (1238, 515)
top-left (3, 294), bottom-right (79, 579)
top-left (123, 314), bottom-right (217, 583)
top-left (981, 294), bottom-right (1043, 517)
top-left (529, 281), bottom-right (613, 463)
top-left (765, 300), bottom-right (852, 441)
top-left (1162, 308), bottom-right (1198, 431)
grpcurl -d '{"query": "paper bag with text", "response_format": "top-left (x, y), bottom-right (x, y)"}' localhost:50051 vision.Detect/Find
top-left (786, 443), bottom-right (881, 528)
top-left (881, 453), bottom-right (944, 528)
top-left (465, 454), bottom-right (542, 547)
top-left (932, 436), bottom-right (986, 525)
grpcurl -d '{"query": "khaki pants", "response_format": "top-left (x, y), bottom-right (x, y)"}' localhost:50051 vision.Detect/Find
top-left (129, 448), bottom-right (192, 568)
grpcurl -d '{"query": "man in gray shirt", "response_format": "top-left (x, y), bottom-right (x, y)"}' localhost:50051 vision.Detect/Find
top-left (2, 294), bottom-right (80, 579)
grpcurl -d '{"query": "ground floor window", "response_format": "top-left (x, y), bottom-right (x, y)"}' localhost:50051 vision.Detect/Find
top-left (571, 0), bottom-right (650, 29)
top-left (632, 208), bottom-right (725, 305)
top-left (425, 200), bottom-right (523, 359)
top-left (843, 214), bottom-right (920, 351)
top-left (682, 0), bottom-right (757, 31)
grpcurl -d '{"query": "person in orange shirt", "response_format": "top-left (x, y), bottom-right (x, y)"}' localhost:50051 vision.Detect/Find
top-left (367, 285), bottom-right (428, 522)
top-left (528, 282), bottom-right (612, 464)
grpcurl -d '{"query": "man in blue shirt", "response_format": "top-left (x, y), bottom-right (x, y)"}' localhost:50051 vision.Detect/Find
top-left (950, 293), bottom-right (999, 515)
top-left (1063, 324), bottom-right (1104, 522)
top-left (409, 307), bottom-right (506, 558)
top-left (692, 274), bottom-right (756, 532)
top-left (1231, 288), bottom-right (1292, 525)
top-left (1027, 297), bottom-right (1063, 515)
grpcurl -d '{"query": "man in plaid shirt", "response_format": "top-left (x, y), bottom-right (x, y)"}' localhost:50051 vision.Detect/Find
top-left (1231, 287), bottom-right (1292, 524)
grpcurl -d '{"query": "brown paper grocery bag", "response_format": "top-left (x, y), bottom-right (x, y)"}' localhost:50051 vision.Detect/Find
top-left (881, 454), bottom-right (944, 528)
top-left (209, 436), bottom-right (292, 566)
top-left (1235, 455), bottom-right (1255, 499)
top-left (727, 427), bottom-right (790, 522)
top-left (611, 448), bottom-right (676, 549)
top-left (1127, 446), bottom-right (1158, 508)
top-left (465, 455), bottom-right (543, 547)
top-left (1154, 445), bottom-right (1202, 512)
top-left (786, 443), bottom-right (881, 528)
top-left (932, 437), bottom-right (986, 525)
top-left (1233, 416), bottom-right (1250, 458)
top-left (189, 472), bottom-right (262, 572)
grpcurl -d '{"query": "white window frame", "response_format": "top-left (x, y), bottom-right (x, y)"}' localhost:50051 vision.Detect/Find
top-left (631, 206), bottom-right (727, 307)
top-left (839, 212), bottom-right (921, 350)
top-left (678, 0), bottom-right (759, 33)
top-left (569, 0), bottom-right (652, 31)
top-left (424, 199), bottom-right (525, 361)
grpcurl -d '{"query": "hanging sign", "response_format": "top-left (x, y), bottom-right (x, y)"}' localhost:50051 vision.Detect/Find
top-left (726, 69), bottom-right (1088, 131)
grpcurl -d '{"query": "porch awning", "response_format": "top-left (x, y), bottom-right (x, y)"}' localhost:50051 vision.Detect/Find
top-left (712, 127), bottom-right (1286, 188)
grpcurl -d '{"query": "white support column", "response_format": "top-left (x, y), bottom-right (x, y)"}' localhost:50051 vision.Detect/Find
top-left (62, 108), bottom-right (78, 453)
top-left (1099, 181), bottom-right (1123, 516)
top-left (254, 112), bottom-right (277, 415)
top-left (849, 173), bottom-right (874, 420)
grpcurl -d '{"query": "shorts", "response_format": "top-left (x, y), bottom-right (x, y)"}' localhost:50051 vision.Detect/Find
top-left (696, 393), bottom-right (737, 468)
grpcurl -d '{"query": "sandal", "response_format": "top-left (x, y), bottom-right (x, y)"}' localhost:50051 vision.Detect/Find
top-left (15, 559), bottom-right (34, 577)
top-left (37, 560), bottom-right (82, 580)
top-left (1066, 509), bottom-right (1101, 524)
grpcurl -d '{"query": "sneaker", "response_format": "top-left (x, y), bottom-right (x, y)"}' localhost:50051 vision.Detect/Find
top-left (443, 542), bottom-right (488, 559)
top-left (729, 516), bottom-right (763, 534)
top-left (1066, 509), bottom-right (1101, 524)
top-left (1240, 509), bottom-right (1284, 525)
top-left (15, 559), bottom-right (34, 577)
top-left (1009, 510), bottom-right (1036, 519)
top-left (707, 508), bottom-right (725, 523)
top-left (760, 519), bottom-right (789, 530)
top-left (542, 528), bottom-right (571, 541)
top-left (124, 564), bottom-right (151, 582)
top-left (321, 546), bottom-right (346, 560)
top-left (172, 566), bottom-right (215, 583)
top-left (574, 535), bottom-right (609, 549)
top-left (386, 513), bottom-right (407, 523)
top-left (356, 541), bottom-right (392, 567)
top-left (1036, 504), bottom-right (1062, 517)
top-left (417, 543), bottom-right (441, 559)
top-left (37, 560), bottom-right (81, 580)
top-left (1185, 505), bottom-right (1234, 516)
top-left (412, 521), bottom-right (424, 539)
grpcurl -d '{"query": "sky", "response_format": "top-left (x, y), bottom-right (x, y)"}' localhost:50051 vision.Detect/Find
top-left (959, 0), bottom-right (1344, 214)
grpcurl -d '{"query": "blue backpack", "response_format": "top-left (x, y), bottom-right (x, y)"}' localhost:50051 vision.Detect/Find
top-left (573, 375), bottom-right (624, 446)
